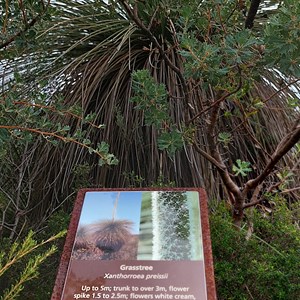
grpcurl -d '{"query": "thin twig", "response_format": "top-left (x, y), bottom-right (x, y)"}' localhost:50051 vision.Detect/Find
top-left (262, 78), bottom-right (300, 104)
top-left (243, 118), bottom-right (300, 196)
top-left (281, 186), bottom-right (300, 193)
top-left (217, 4), bottom-right (227, 34)
top-left (0, 125), bottom-right (107, 160)
top-left (147, 6), bottom-right (159, 31)
top-left (0, 0), bottom-right (51, 49)
top-left (188, 67), bottom-right (243, 124)
top-left (230, 78), bottom-right (300, 136)
top-left (2, 0), bottom-right (9, 34)
top-left (18, 0), bottom-right (28, 26)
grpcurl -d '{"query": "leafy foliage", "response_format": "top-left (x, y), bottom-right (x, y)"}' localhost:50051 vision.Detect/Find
top-left (131, 70), bottom-right (184, 156)
top-left (217, 132), bottom-right (232, 146)
top-left (210, 200), bottom-right (300, 299)
top-left (264, 0), bottom-right (300, 76)
top-left (232, 159), bottom-right (252, 177)
top-left (0, 0), bottom-right (53, 58)
top-left (157, 129), bottom-right (184, 156)
top-left (0, 229), bottom-right (66, 300)
top-left (131, 70), bottom-right (169, 126)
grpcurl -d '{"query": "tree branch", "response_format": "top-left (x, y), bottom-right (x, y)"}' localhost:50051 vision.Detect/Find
top-left (192, 142), bottom-right (226, 172)
top-left (0, 99), bottom-right (102, 129)
top-left (243, 198), bottom-right (264, 209)
top-left (243, 118), bottom-right (300, 195)
top-left (245, 0), bottom-right (261, 29)
top-left (187, 67), bottom-right (242, 124)
top-left (193, 139), bottom-right (243, 205)
top-left (200, 91), bottom-right (243, 204)
top-left (243, 184), bottom-right (262, 209)
top-left (0, 0), bottom-right (50, 50)
top-left (0, 125), bottom-right (107, 160)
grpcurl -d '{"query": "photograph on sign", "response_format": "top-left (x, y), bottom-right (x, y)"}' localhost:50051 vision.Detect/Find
top-left (71, 191), bottom-right (203, 262)
top-left (72, 191), bottom-right (141, 260)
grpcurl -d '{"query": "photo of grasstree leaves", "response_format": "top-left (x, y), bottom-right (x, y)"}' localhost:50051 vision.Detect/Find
top-left (71, 191), bottom-right (203, 261)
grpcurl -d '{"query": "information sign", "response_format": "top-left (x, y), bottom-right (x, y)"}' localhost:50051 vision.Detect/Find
top-left (52, 188), bottom-right (216, 300)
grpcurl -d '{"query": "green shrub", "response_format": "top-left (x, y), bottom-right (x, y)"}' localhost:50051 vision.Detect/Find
top-left (18, 210), bottom-right (70, 299)
top-left (210, 200), bottom-right (300, 300)
top-left (0, 211), bottom-right (69, 300)
top-left (0, 231), bottom-right (65, 300)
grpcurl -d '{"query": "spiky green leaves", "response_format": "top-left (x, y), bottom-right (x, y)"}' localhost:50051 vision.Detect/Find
top-left (232, 159), bottom-right (252, 177)
top-left (0, 230), bottom-right (66, 300)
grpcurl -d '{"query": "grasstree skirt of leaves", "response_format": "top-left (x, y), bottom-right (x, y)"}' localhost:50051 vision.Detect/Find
top-left (0, 0), bottom-right (299, 230)
top-left (91, 220), bottom-right (133, 252)
top-left (73, 220), bottom-right (137, 260)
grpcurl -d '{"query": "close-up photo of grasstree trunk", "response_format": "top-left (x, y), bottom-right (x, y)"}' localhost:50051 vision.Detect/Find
top-left (138, 191), bottom-right (203, 260)
top-left (0, 0), bottom-right (300, 299)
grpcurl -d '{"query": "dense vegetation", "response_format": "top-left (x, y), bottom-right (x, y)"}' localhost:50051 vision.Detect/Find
top-left (0, 0), bottom-right (299, 299)
top-left (211, 199), bottom-right (300, 299)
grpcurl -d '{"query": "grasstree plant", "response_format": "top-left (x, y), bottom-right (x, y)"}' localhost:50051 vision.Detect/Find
top-left (81, 192), bottom-right (133, 259)
top-left (0, 0), bottom-right (299, 230)
top-left (138, 191), bottom-right (203, 260)
top-left (73, 222), bottom-right (135, 260)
